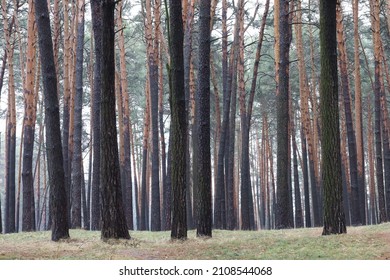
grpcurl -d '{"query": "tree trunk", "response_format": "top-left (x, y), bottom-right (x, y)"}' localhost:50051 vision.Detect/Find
top-left (169, 0), bottom-right (187, 240)
top-left (62, 0), bottom-right (72, 226)
top-left (320, 0), bottom-right (346, 235)
top-left (352, 0), bottom-right (367, 226)
top-left (195, 0), bottom-right (212, 237)
top-left (276, 0), bottom-right (293, 229)
top-left (100, 0), bottom-right (130, 240)
top-left (2, 0), bottom-right (17, 234)
top-left (117, 0), bottom-right (133, 230)
top-left (71, 0), bottom-right (85, 229)
top-left (371, 0), bottom-right (387, 223)
top-left (35, 0), bottom-right (70, 241)
top-left (336, 3), bottom-right (362, 225)
top-left (22, 0), bottom-right (37, 232)
top-left (90, 0), bottom-right (102, 231)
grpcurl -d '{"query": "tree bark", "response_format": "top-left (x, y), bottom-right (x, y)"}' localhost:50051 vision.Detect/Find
top-left (22, 0), bottom-right (37, 232)
top-left (276, 0), bottom-right (293, 229)
top-left (320, 0), bottom-right (346, 235)
top-left (90, 0), bottom-right (102, 231)
top-left (336, 3), bottom-right (362, 225)
top-left (169, 0), bottom-right (187, 240)
top-left (195, 0), bottom-right (212, 237)
top-left (100, 0), bottom-right (130, 240)
top-left (71, 0), bottom-right (85, 229)
top-left (35, 0), bottom-right (70, 241)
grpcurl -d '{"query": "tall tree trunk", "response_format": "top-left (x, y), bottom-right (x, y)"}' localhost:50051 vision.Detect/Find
top-left (276, 0), bottom-right (293, 229)
top-left (100, 0), bottom-right (130, 240)
top-left (35, 0), bottom-right (70, 241)
top-left (352, 0), bottom-right (366, 226)
top-left (62, 0), bottom-right (72, 226)
top-left (90, 0), bottom-right (102, 231)
top-left (2, 0), bottom-right (17, 234)
top-left (240, 0), bottom-right (270, 231)
top-left (22, 0), bottom-right (37, 232)
top-left (145, 0), bottom-right (161, 232)
top-left (336, 3), bottom-right (362, 225)
top-left (195, 0), bottom-right (212, 237)
top-left (371, 0), bottom-right (387, 223)
top-left (214, 0), bottom-right (230, 230)
top-left (117, 0), bottom-right (133, 230)
top-left (320, 0), bottom-right (346, 235)
top-left (169, 0), bottom-right (187, 240)
top-left (71, 0), bottom-right (85, 229)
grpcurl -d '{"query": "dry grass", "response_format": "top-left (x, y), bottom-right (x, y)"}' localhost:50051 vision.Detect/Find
top-left (1, 223), bottom-right (390, 260)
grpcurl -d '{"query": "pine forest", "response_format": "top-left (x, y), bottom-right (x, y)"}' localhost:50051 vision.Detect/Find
top-left (0, 0), bottom-right (390, 246)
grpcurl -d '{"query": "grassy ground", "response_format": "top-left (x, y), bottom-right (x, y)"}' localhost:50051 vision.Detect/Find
top-left (0, 223), bottom-right (389, 260)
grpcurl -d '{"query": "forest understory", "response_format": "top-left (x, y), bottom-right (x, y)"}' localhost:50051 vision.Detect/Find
top-left (1, 223), bottom-right (390, 260)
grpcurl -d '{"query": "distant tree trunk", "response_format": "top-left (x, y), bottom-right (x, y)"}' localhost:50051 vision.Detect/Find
top-left (371, 0), bottom-right (387, 223)
top-left (140, 94), bottom-right (150, 230)
top-left (145, 0), bottom-right (161, 232)
top-left (308, 0), bottom-right (321, 227)
top-left (71, 0), bottom-right (85, 229)
top-left (62, 0), bottom-right (72, 226)
top-left (169, 0), bottom-right (187, 240)
top-left (276, 0), bottom-right (293, 229)
top-left (90, 0), bottom-right (102, 231)
top-left (35, 0), bottom-right (70, 241)
top-left (100, 0), bottom-right (130, 240)
top-left (117, 0), bottom-right (133, 230)
top-left (240, 0), bottom-right (270, 231)
top-left (2, 0), bottom-right (16, 234)
top-left (183, 0), bottom-right (196, 231)
top-left (336, 3), bottom-right (362, 225)
top-left (22, 0), bottom-right (37, 232)
top-left (214, 0), bottom-right (230, 230)
top-left (320, 0), bottom-right (346, 235)
top-left (195, 0), bottom-right (212, 237)
top-left (352, 0), bottom-right (366, 226)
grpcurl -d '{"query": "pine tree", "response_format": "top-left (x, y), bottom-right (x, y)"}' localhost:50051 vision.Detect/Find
top-left (35, 0), bottom-right (70, 241)
top-left (320, 0), bottom-right (346, 235)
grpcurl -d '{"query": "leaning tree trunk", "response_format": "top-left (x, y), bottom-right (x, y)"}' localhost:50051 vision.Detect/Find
top-left (35, 0), bottom-right (70, 241)
top-left (320, 0), bottom-right (346, 235)
top-left (100, 0), bottom-right (130, 240)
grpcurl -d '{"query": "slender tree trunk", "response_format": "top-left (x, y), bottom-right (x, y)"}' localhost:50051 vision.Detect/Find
top-left (117, 0), bottom-right (133, 230)
top-left (100, 0), bottom-right (130, 240)
top-left (71, 0), bottom-right (85, 229)
top-left (22, 0), bottom-right (37, 232)
top-left (320, 0), bottom-right (346, 235)
top-left (371, 0), bottom-right (387, 223)
top-left (352, 0), bottom-right (366, 226)
top-left (90, 0), bottom-right (102, 231)
top-left (35, 0), bottom-right (70, 241)
top-left (195, 0), bottom-right (212, 237)
top-left (2, 0), bottom-right (17, 234)
top-left (336, 3), bottom-right (361, 225)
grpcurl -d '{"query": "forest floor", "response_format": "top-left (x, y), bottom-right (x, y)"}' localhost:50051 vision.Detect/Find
top-left (0, 223), bottom-right (389, 260)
